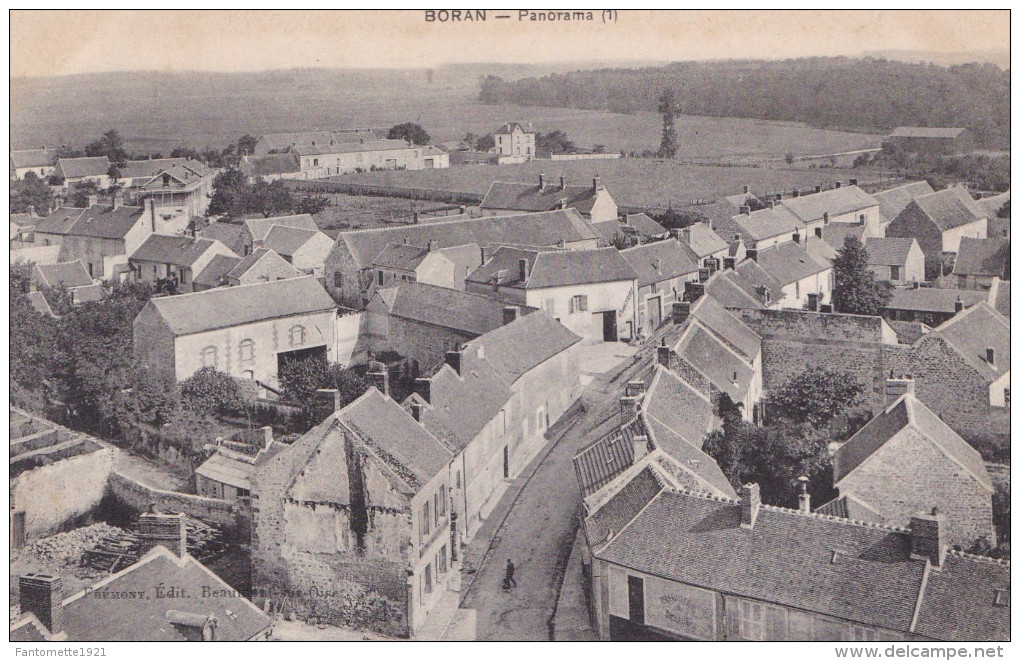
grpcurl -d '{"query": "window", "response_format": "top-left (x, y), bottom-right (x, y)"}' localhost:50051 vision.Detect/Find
top-left (435, 485), bottom-right (447, 519)
top-left (570, 294), bottom-right (588, 313)
top-left (180, 269), bottom-right (188, 285)
top-left (421, 501), bottom-right (431, 540)
top-left (378, 270), bottom-right (385, 286)
top-left (437, 545), bottom-right (448, 575)
top-left (239, 339), bottom-right (255, 365)
top-left (795, 281), bottom-right (800, 299)
top-left (859, 213), bottom-right (866, 223)
top-left (201, 346), bottom-right (218, 369)
top-left (735, 599), bottom-right (765, 641)
top-left (289, 325), bottom-right (306, 346)
top-left (536, 407), bottom-right (546, 431)
top-left (423, 564), bottom-right (433, 596)
top-left (544, 298), bottom-right (556, 315)
top-left (851, 625), bottom-right (879, 641)
top-left (334, 271), bottom-right (343, 288)
top-left (890, 265), bottom-right (901, 281)
top-left (456, 471), bottom-right (461, 489)
top-left (313, 158), bottom-right (319, 167)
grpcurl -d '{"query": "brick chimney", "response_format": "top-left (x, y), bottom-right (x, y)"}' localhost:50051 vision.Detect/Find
top-left (886, 377), bottom-right (915, 404)
top-left (412, 211), bottom-right (420, 224)
top-left (849, 178), bottom-right (858, 186)
top-left (955, 297), bottom-right (965, 313)
top-left (633, 434), bottom-right (649, 461)
top-left (671, 301), bottom-right (691, 325)
top-left (137, 511), bottom-right (187, 557)
top-left (698, 267), bottom-right (710, 283)
top-left (592, 174), bottom-right (601, 193)
top-left (797, 476), bottom-right (810, 513)
top-left (823, 212), bottom-right (830, 225)
top-left (518, 258), bottom-right (528, 282)
top-left (792, 231), bottom-right (800, 245)
top-left (445, 345), bottom-right (464, 376)
top-left (815, 185), bottom-right (822, 194)
top-left (559, 175), bottom-right (566, 189)
top-left (742, 185), bottom-right (749, 194)
top-left (427, 239), bottom-right (437, 252)
top-left (538, 172), bottom-right (546, 190)
top-left (910, 508), bottom-right (947, 568)
top-left (414, 377), bottom-right (432, 403)
top-left (112, 190), bottom-right (123, 209)
top-left (314, 388), bottom-right (343, 415)
top-left (620, 394), bottom-right (640, 421)
top-left (683, 281), bottom-right (705, 302)
top-left (145, 197), bottom-right (157, 232)
top-left (745, 249), bottom-right (758, 262)
top-left (502, 306), bottom-right (519, 325)
top-left (366, 361), bottom-right (390, 397)
top-left (625, 380), bottom-right (646, 397)
top-left (19, 574), bottom-right (64, 635)
top-left (835, 181), bottom-right (842, 189)
top-left (739, 205), bottom-right (751, 216)
top-left (740, 483), bottom-right (761, 529)
top-left (814, 227), bottom-right (822, 238)
top-left (723, 257), bottom-right (735, 270)
top-left (410, 401), bottom-right (423, 422)
top-left (656, 339), bottom-right (671, 369)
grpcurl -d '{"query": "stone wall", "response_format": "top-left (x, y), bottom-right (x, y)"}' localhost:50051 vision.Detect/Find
top-left (108, 471), bottom-right (236, 528)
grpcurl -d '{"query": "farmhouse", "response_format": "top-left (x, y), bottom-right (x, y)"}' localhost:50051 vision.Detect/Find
top-left (129, 234), bottom-right (238, 293)
top-left (262, 225), bottom-right (333, 277)
top-left (238, 153), bottom-right (303, 184)
top-left (737, 242), bottom-right (833, 310)
top-left (783, 185), bottom-right (881, 238)
top-left (480, 174), bottom-right (619, 223)
top-left (673, 220), bottom-right (729, 268)
top-left (10, 149), bottom-right (58, 180)
top-left (224, 247), bottom-right (302, 287)
top-left (886, 186), bottom-right (988, 274)
top-left (54, 156), bottom-right (111, 189)
top-left (882, 286), bottom-right (990, 327)
top-left (58, 202), bottom-right (152, 280)
top-left (863, 237), bottom-right (925, 284)
top-left (192, 254), bottom-right (242, 291)
top-left (592, 213), bottom-right (668, 246)
top-left (885, 127), bottom-right (974, 155)
top-left (369, 241), bottom-right (459, 293)
top-left (251, 129), bottom-right (377, 155)
top-left (872, 181), bottom-right (936, 231)
top-left (241, 214), bottom-right (318, 255)
top-left (952, 237), bottom-right (1009, 290)
top-left (295, 139), bottom-right (430, 179)
top-left (132, 276), bottom-right (338, 388)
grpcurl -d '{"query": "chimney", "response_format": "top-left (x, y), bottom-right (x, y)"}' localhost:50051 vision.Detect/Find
top-left (559, 175), bottom-right (565, 189)
top-left (683, 281), bottom-right (705, 302)
top-left (633, 434), bottom-right (649, 461)
top-left (458, 205), bottom-right (466, 215)
top-left (146, 198), bottom-right (157, 232)
top-left (137, 511), bottom-right (187, 557)
top-left (986, 347), bottom-right (995, 366)
top-left (954, 297), bottom-right (965, 313)
top-left (815, 185), bottom-right (822, 194)
top-left (723, 256), bottom-right (735, 270)
top-left (849, 178), bottom-right (858, 186)
top-left (314, 388), bottom-right (343, 416)
top-left (656, 339), bottom-right (671, 368)
top-left (445, 346), bottom-right (464, 376)
top-left (413, 211), bottom-right (420, 224)
top-left (740, 483), bottom-right (761, 529)
top-left (745, 249), bottom-right (758, 262)
top-left (620, 394), bottom-right (640, 420)
top-left (366, 361), bottom-right (390, 397)
top-left (414, 377), bottom-right (431, 403)
top-left (502, 306), bottom-right (519, 325)
top-left (739, 205), bottom-right (751, 216)
top-left (698, 267), bottom-right (710, 283)
top-left (410, 401), bottom-right (423, 422)
top-left (768, 200), bottom-right (775, 209)
top-left (797, 476), bottom-right (810, 513)
top-left (27, 205), bottom-right (35, 218)
top-left (822, 212), bottom-right (830, 225)
top-left (625, 380), bottom-right (646, 397)
top-left (427, 239), bottom-right (437, 252)
top-left (538, 172), bottom-right (546, 190)
top-left (775, 192), bottom-right (783, 203)
top-left (592, 174), bottom-right (600, 193)
top-left (518, 258), bottom-right (528, 282)
top-left (671, 300), bottom-right (691, 325)
top-left (910, 508), bottom-right (947, 568)
top-left (835, 181), bottom-right (842, 189)
top-left (886, 377), bottom-right (915, 404)
top-left (742, 185), bottom-right (749, 194)
top-left (792, 231), bottom-right (801, 244)
top-left (19, 574), bottom-right (64, 635)
top-left (258, 426), bottom-right (274, 450)
top-left (480, 246), bottom-right (487, 263)
top-left (791, 189), bottom-right (800, 198)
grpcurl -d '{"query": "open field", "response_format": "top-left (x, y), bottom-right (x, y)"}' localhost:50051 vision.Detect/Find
top-left (12, 69), bottom-right (881, 159)
top-left (331, 159), bottom-right (889, 210)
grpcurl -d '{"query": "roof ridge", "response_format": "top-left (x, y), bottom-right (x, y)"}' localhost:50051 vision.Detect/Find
top-left (338, 209), bottom-right (571, 235)
top-left (152, 273), bottom-right (321, 304)
top-left (946, 548), bottom-right (1010, 566)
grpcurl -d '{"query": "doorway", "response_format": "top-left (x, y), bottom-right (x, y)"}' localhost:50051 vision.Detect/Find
top-left (599, 311), bottom-right (618, 342)
top-left (646, 296), bottom-right (662, 329)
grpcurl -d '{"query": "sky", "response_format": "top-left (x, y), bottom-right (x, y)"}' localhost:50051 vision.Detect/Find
top-left (10, 9), bottom-right (1010, 79)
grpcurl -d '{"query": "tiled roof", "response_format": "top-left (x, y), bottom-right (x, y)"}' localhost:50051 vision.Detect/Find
top-left (682, 222), bottom-right (730, 258)
top-left (783, 186), bottom-right (877, 223)
top-left (993, 281), bottom-right (1009, 318)
top-left (66, 204), bottom-right (145, 240)
top-left (819, 223), bottom-right (867, 251)
top-left (195, 451), bottom-right (257, 491)
top-left (643, 416), bottom-right (736, 498)
top-left (495, 122), bottom-right (534, 135)
top-left (263, 225), bottom-right (327, 257)
top-left (480, 181), bottom-right (601, 214)
top-left (620, 239), bottom-right (699, 287)
top-left (468, 311), bottom-right (582, 385)
top-left (913, 552), bottom-right (1011, 641)
top-left (834, 394), bottom-right (991, 491)
top-left (225, 248), bottom-right (296, 281)
top-left (885, 287), bottom-right (988, 314)
top-left (56, 156), bottom-right (110, 179)
top-left (889, 127), bottom-right (969, 139)
top-left (72, 283), bottom-right (105, 304)
top-left (690, 294), bottom-right (761, 362)
top-left (9, 614), bottom-right (50, 641)
top-left (197, 221), bottom-right (247, 255)
top-left (130, 235), bottom-right (226, 267)
top-left (978, 190), bottom-right (1009, 219)
top-left (25, 291), bottom-right (56, 317)
top-left (381, 281), bottom-right (520, 336)
top-left (929, 302), bottom-right (1010, 382)
top-left (244, 214), bottom-right (317, 243)
top-left (336, 209), bottom-right (598, 268)
top-left (119, 158), bottom-right (190, 180)
top-left (255, 129), bottom-right (377, 153)
top-left (143, 275), bottom-right (335, 336)
top-left (872, 181), bottom-right (935, 224)
top-left (33, 206), bottom-right (86, 235)
top-left (11, 149), bottom-right (57, 169)
top-left (815, 494), bottom-right (883, 523)
top-left (722, 205), bottom-right (802, 242)
top-left (10, 212), bottom-right (37, 228)
top-left (703, 270), bottom-right (768, 310)
top-left (239, 153), bottom-right (301, 176)
top-left (32, 261), bottom-right (92, 288)
top-left (908, 186), bottom-right (987, 231)
top-left (467, 246), bottom-right (637, 289)
top-left (750, 242), bottom-right (830, 286)
top-left (674, 322), bottom-right (755, 402)
top-left (294, 139), bottom-right (413, 156)
top-left (58, 546), bottom-right (271, 640)
top-left (585, 465), bottom-right (664, 545)
top-left (953, 237), bottom-right (1009, 278)
top-left (193, 254), bottom-right (242, 288)
top-left (11, 245), bottom-right (62, 266)
top-left (371, 243), bottom-right (430, 271)
top-left (417, 360), bottom-right (512, 451)
top-left (864, 237), bottom-right (919, 267)
top-left (644, 365), bottom-right (712, 445)
top-left (573, 416), bottom-right (646, 499)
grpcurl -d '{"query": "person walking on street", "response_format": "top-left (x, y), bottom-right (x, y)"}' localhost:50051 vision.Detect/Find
top-left (505, 559), bottom-right (517, 588)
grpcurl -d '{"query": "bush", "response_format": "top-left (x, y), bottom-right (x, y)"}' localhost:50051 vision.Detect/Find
top-left (181, 367), bottom-right (247, 417)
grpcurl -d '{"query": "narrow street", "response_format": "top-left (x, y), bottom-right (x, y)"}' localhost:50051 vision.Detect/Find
top-left (458, 342), bottom-right (645, 640)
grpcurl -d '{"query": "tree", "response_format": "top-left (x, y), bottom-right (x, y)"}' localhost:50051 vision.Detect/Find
top-left (295, 195), bottom-right (330, 216)
top-left (649, 207), bottom-right (706, 230)
top-left (10, 263), bottom-right (59, 403)
top-left (10, 171), bottom-right (53, 214)
top-left (85, 129), bottom-right (128, 165)
top-left (170, 146), bottom-right (202, 160)
top-left (278, 354), bottom-right (369, 421)
top-left (387, 123), bottom-right (431, 146)
top-left (592, 144), bottom-right (606, 154)
top-left (117, 366), bottom-right (181, 430)
top-left (250, 179), bottom-right (295, 218)
top-left (107, 164), bottom-right (121, 183)
top-left (535, 130), bottom-right (574, 157)
top-left (207, 168), bottom-right (251, 217)
top-left (477, 74), bottom-right (505, 104)
top-left (475, 133), bottom-right (495, 152)
top-left (180, 367), bottom-right (246, 417)
top-left (657, 89), bottom-right (679, 159)
top-left (996, 199), bottom-right (1010, 218)
top-left (832, 236), bottom-right (894, 315)
top-left (461, 132), bottom-right (477, 150)
top-left (237, 134), bottom-right (259, 156)
top-left (70, 180), bottom-right (100, 208)
top-left (768, 367), bottom-right (864, 429)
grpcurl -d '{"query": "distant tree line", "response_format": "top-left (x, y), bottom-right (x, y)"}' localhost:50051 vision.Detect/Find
top-left (478, 58), bottom-right (1009, 149)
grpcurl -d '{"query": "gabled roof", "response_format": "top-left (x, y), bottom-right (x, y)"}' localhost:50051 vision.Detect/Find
top-left (703, 270), bottom-right (768, 310)
top-left (25, 291), bottom-right (56, 317)
top-left (336, 209), bottom-right (598, 269)
top-left (140, 275), bottom-right (335, 336)
top-left (197, 221), bottom-right (247, 255)
top-left (416, 359), bottom-right (512, 451)
top-left (131, 235), bottom-right (227, 267)
top-left (584, 464), bottom-right (665, 545)
top-left (294, 139), bottom-right (415, 156)
top-left (573, 415), bottom-right (650, 499)
top-left (119, 158), bottom-right (191, 180)
top-left (993, 281), bottom-right (1009, 318)
top-left (819, 223), bottom-right (867, 251)
top-left (644, 366), bottom-right (714, 450)
top-left (783, 185), bottom-right (877, 223)
top-left (864, 237), bottom-right (920, 267)
top-left (379, 281), bottom-right (521, 337)
top-left (57, 546), bottom-right (271, 640)
top-left (815, 494), bottom-right (883, 523)
top-left (66, 204), bottom-right (145, 240)
top-left (885, 287), bottom-right (988, 314)
top-left (953, 237), bottom-right (1009, 278)
top-left (371, 243), bottom-right (431, 271)
top-left (750, 241), bottom-right (830, 286)
top-left (244, 214), bottom-right (318, 243)
top-left (690, 293), bottom-right (762, 362)
top-left (681, 222), bottom-right (729, 258)
top-left (11, 245), bottom-right (62, 266)
top-left (262, 225), bottom-right (329, 257)
top-left (674, 322), bottom-right (755, 402)
top-left (193, 254), bottom-right (242, 289)
top-left (928, 302), bottom-right (1010, 381)
top-left (56, 156), bottom-right (110, 179)
top-left (495, 122), bottom-right (534, 135)
top-left (620, 239), bottom-right (699, 287)
top-left (32, 261), bottom-right (92, 288)
top-left (978, 190), bottom-right (1009, 219)
top-left (904, 186), bottom-right (987, 231)
top-left (225, 247), bottom-right (300, 282)
top-left (872, 181), bottom-right (936, 224)
top-left (480, 180), bottom-right (602, 214)
top-left (11, 149), bottom-right (58, 169)
top-left (467, 246), bottom-right (637, 289)
top-left (467, 311), bottom-right (582, 385)
top-left (835, 394), bottom-right (991, 491)
top-left (720, 204), bottom-right (803, 243)
top-left (239, 153), bottom-right (301, 177)
top-left (889, 127), bottom-right (969, 139)
top-left (33, 206), bottom-right (86, 235)
top-left (913, 552), bottom-right (1011, 641)
top-left (255, 129), bottom-right (377, 153)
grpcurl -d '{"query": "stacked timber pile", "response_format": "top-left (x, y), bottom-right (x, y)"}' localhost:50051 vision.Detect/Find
top-left (80, 512), bottom-right (227, 571)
